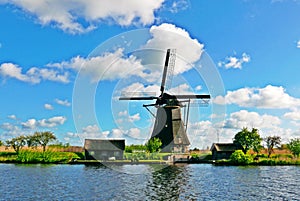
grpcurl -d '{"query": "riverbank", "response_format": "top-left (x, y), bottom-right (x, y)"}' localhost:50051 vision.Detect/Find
top-left (1, 148), bottom-right (300, 166)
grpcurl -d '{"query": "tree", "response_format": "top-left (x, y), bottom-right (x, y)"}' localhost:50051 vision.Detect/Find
top-left (145, 137), bottom-right (162, 153)
top-left (6, 135), bottom-right (26, 154)
top-left (265, 136), bottom-right (281, 158)
top-left (233, 127), bottom-right (262, 154)
top-left (33, 131), bottom-right (57, 152)
top-left (0, 140), bottom-right (3, 146)
top-left (25, 135), bottom-right (39, 149)
top-left (287, 138), bottom-right (300, 158)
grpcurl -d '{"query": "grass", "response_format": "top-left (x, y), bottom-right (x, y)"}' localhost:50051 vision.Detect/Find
top-left (124, 152), bottom-right (171, 161)
top-left (215, 153), bottom-right (300, 166)
top-left (0, 149), bottom-right (83, 164)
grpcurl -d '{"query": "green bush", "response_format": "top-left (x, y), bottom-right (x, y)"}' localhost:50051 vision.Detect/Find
top-left (230, 150), bottom-right (253, 165)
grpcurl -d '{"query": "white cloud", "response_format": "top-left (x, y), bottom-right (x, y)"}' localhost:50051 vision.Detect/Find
top-left (55, 99), bottom-right (71, 107)
top-left (169, 83), bottom-right (193, 94)
top-left (117, 110), bottom-right (141, 123)
top-left (144, 23), bottom-right (204, 75)
top-left (127, 128), bottom-right (141, 139)
top-left (44, 104), bottom-right (54, 110)
top-left (48, 48), bottom-right (145, 82)
top-left (219, 53), bottom-right (250, 69)
top-left (21, 116), bottom-right (67, 129)
top-left (0, 63), bottom-right (70, 84)
top-left (214, 85), bottom-right (300, 109)
top-left (1, 0), bottom-right (164, 34)
top-left (0, 63), bottom-right (35, 83)
top-left (21, 119), bottom-right (38, 129)
top-left (195, 85), bottom-right (202, 91)
top-left (224, 110), bottom-right (281, 129)
top-left (47, 23), bottom-right (204, 84)
top-left (82, 124), bottom-right (100, 134)
top-left (76, 124), bottom-right (110, 140)
top-left (38, 116), bottom-right (66, 128)
top-left (110, 128), bottom-right (125, 138)
top-left (168, 0), bottom-right (189, 13)
top-left (129, 113), bottom-right (141, 122)
top-left (7, 115), bottom-right (17, 120)
top-left (297, 40), bottom-right (300, 48)
top-left (284, 110), bottom-right (300, 121)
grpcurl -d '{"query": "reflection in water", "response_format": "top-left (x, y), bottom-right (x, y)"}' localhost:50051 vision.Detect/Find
top-left (0, 164), bottom-right (300, 200)
top-left (146, 164), bottom-right (189, 200)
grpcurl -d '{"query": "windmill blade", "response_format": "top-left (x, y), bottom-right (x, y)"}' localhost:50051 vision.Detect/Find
top-left (160, 49), bottom-right (171, 94)
top-left (165, 49), bottom-right (176, 91)
top-left (164, 94), bottom-right (211, 99)
top-left (119, 96), bottom-right (157, 100)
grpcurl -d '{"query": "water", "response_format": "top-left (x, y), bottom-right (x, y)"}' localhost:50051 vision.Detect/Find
top-left (0, 163), bottom-right (299, 200)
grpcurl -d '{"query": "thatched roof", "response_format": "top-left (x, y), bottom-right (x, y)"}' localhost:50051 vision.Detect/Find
top-left (84, 139), bottom-right (125, 151)
top-left (210, 143), bottom-right (243, 152)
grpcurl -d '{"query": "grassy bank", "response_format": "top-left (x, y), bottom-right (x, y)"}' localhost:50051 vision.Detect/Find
top-left (0, 150), bottom-right (83, 164)
top-left (215, 152), bottom-right (300, 166)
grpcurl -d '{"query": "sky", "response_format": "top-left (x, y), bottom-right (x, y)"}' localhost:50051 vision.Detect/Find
top-left (1, 0), bottom-right (300, 149)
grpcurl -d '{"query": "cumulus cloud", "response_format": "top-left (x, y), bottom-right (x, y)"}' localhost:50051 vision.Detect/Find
top-left (284, 110), bottom-right (300, 121)
top-left (44, 104), bottom-right (54, 110)
top-left (0, 63), bottom-right (70, 84)
top-left (297, 40), bottom-right (300, 48)
top-left (55, 99), bottom-right (71, 107)
top-left (75, 124), bottom-right (110, 140)
top-left (21, 119), bottom-right (38, 129)
top-left (214, 85), bottom-right (300, 109)
top-left (82, 124), bottom-right (100, 133)
top-left (0, 0), bottom-right (164, 34)
top-left (144, 23), bottom-right (204, 75)
top-left (117, 110), bottom-right (141, 123)
top-left (48, 48), bottom-right (146, 82)
top-left (218, 53), bottom-right (250, 69)
top-left (21, 116), bottom-right (67, 129)
top-left (1, 23), bottom-right (204, 88)
top-left (224, 110), bottom-right (281, 129)
top-left (39, 116), bottom-right (66, 128)
top-left (169, 83), bottom-right (193, 94)
top-left (186, 109), bottom-right (288, 148)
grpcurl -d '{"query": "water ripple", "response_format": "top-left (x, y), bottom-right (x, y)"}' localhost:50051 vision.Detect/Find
top-left (0, 164), bottom-right (300, 200)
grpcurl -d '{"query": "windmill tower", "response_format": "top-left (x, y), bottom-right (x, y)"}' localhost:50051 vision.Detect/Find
top-left (120, 49), bottom-right (210, 153)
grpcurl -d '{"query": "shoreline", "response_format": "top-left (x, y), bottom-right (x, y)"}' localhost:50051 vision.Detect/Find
top-left (1, 159), bottom-right (300, 166)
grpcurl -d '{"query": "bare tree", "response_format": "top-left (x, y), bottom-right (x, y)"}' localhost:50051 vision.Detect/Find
top-left (265, 136), bottom-right (281, 158)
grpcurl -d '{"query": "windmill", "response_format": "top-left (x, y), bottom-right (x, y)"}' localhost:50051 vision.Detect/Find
top-left (119, 49), bottom-right (210, 153)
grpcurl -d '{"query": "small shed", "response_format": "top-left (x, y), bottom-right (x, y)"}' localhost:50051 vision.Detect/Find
top-left (210, 143), bottom-right (244, 160)
top-left (84, 139), bottom-right (125, 160)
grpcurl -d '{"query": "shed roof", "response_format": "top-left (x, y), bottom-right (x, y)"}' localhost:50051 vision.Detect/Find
top-left (84, 139), bottom-right (125, 151)
top-left (210, 143), bottom-right (243, 152)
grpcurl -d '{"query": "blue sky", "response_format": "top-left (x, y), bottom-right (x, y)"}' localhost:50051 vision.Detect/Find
top-left (1, 0), bottom-right (300, 148)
